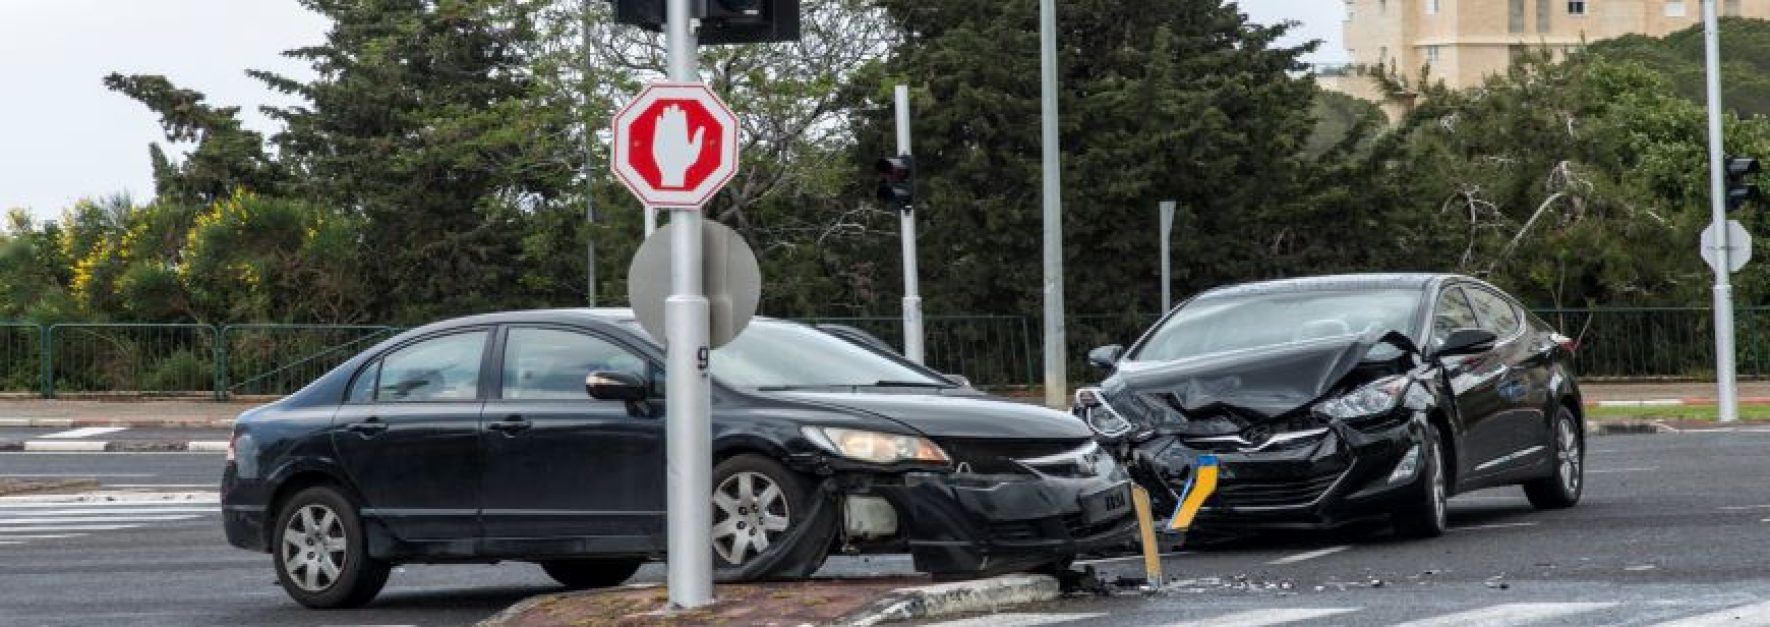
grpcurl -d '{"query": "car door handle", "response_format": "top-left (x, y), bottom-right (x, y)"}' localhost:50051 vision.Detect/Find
top-left (486, 415), bottom-right (532, 435)
top-left (345, 416), bottom-right (387, 436)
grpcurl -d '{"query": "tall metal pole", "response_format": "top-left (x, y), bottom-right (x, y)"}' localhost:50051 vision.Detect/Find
top-left (1160, 201), bottom-right (1175, 312)
top-left (583, 0), bottom-right (598, 306)
top-left (1039, 0), bottom-right (1067, 409)
top-left (1703, 0), bottom-right (1739, 422)
top-left (895, 85), bottom-right (925, 364)
top-left (662, 0), bottom-right (714, 608)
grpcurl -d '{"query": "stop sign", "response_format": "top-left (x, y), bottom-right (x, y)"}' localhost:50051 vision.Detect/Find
top-left (611, 83), bottom-right (740, 208)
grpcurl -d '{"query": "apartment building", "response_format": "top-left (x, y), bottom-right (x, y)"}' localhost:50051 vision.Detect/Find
top-left (1319, 0), bottom-right (1769, 114)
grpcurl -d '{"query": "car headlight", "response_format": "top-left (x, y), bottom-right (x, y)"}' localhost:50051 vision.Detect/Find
top-left (1315, 375), bottom-right (1409, 420)
top-left (802, 427), bottom-right (950, 464)
top-left (1073, 387), bottom-right (1135, 438)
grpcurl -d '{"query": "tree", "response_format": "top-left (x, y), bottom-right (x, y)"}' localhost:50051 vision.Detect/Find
top-left (102, 74), bottom-right (286, 205)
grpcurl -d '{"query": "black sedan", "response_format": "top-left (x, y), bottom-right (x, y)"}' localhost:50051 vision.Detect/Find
top-left (222, 309), bottom-right (1135, 608)
top-left (1074, 273), bottom-right (1583, 538)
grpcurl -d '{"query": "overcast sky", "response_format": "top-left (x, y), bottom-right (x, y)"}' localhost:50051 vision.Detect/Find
top-left (0, 1), bottom-right (1344, 221)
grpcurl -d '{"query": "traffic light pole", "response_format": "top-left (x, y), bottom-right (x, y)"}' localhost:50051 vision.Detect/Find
top-left (663, 0), bottom-right (715, 609)
top-left (1039, 0), bottom-right (1067, 409)
top-left (895, 85), bottom-right (925, 364)
top-left (1703, 0), bottom-right (1739, 422)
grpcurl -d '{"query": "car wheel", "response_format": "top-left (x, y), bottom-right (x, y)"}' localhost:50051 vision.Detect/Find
top-left (711, 454), bottom-right (835, 582)
top-left (1523, 406), bottom-right (1583, 509)
top-left (272, 486), bottom-right (390, 609)
top-left (539, 559), bottom-right (644, 589)
top-left (1393, 424), bottom-right (1448, 539)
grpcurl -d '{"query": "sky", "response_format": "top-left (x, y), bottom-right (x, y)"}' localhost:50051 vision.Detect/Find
top-left (0, 1), bottom-right (1343, 221)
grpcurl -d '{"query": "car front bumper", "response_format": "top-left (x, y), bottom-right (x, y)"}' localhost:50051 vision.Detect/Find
top-left (1137, 416), bottom-right (1429, 530)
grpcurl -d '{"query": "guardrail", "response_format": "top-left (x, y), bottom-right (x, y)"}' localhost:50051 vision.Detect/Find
top-left (0, 308), bottom-right (1763, 397)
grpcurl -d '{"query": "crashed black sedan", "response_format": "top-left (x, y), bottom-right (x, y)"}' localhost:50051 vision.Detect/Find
top-left (1075, 274), bottom-right (1583, 538)
top-left (222, 309), bottom-right (1134, 608)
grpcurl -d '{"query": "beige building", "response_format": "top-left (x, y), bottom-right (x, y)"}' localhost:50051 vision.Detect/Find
top-left (1319, 0), bottom-right (1770, 115)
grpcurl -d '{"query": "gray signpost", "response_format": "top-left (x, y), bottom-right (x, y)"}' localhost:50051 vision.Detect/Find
top-left (1702, 0), bottom-right (1741, 422)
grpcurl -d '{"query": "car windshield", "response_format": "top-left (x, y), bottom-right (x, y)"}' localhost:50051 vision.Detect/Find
top-left (1129, 289), bottom-right (1420, 362)
top-left (703, 321), bottom-right (948, 389)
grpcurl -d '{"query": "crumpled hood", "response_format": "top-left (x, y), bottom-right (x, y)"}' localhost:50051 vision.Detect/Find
top-left (773, 391), bottom-right (1092, 440)
top-left (1107, 331), bottom-right (1413, 428)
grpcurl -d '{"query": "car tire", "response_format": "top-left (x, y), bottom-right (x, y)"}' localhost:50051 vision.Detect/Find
top-left (1393, 424), bottom-right (1449, 539)
top-left (1523, 406), bottom-right (1583, 509)
top-left (710, 454), bottom-right (835, 582)
top-left (539, 559), bottom-right (644, 589)
top-left (272, 486), bottom-right (391, 609)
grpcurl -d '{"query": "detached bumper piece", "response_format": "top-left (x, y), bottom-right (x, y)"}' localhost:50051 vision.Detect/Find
top-left (873, 468), bottom-right (1138, 576)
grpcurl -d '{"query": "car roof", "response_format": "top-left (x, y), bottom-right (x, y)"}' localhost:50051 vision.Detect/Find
top-left (409, 308), bottom-right (783, 334)
top-left (1195, 273), bottom-right (1458, 300)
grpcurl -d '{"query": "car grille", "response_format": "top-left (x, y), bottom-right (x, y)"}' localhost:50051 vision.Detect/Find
top-left (1207, 471), bottom-right (1343, 509)
top-left (939, 438), bottom-right (1087, 475)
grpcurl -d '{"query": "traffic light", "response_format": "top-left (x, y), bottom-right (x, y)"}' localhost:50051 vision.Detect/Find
top-left (875, 156), bottom-right (914, 212)
top-left (1727, 156), bottom-right (1762, 211)
top-left (609, 0), bottom-right (800, 45)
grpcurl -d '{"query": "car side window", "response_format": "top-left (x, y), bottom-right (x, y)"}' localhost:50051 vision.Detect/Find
top-left (1466, 288), bottom-right (1523, 338)
top-left (1432, 287), bottom-right (1481, 347)
top-left (502, 328), bottom-right (649, 400)
top-left (346, 360), bottom-right (380, 404)
top-left (376, 331), bottom-right (488, 402)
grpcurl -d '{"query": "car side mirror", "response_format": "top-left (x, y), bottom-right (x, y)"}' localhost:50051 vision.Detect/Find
top-left (944, 373), bottom-right (972, 388)
top-left (1087, 345), bottom-right (1124, 372)
top-left (1433, 329), bottom-right (1498, 360)
top-left (586, 371), bottom-right (648, 402)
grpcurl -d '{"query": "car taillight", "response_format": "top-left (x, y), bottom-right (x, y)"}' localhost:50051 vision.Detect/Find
top-left (1552, 332), bottom-right (1576, 354)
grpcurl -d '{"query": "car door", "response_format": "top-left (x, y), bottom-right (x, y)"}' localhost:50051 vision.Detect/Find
top-left (1429, 286), bottom-right (1511, 481)
top-left (1465, 286), bottom-right (1554, 469)
top-left (477, 325), bottom-right (666, 546)
top-left (331, 329), bottom-right (491, 542)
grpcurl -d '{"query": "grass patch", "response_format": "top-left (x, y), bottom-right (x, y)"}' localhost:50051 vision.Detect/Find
top-left (1586, 404), bottom-right (1770, 421)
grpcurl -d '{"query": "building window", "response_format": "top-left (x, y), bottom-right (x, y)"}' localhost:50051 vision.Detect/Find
top-left (1426, 0), bottom-right (1441, 15)
top-left (1539, 0), bottom-right (1553, 30)
top-left (1665, 1), bottom-right (1687, 17)
top-left (1568, 0), bottom-right (1587, 15)
top-left (1425, 45), bottom-right (1444, 62)
top-left (1511, 0), bottom-right (1527, 32)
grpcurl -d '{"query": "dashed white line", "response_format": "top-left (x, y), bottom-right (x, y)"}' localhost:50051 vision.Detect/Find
top-left (1588, 467), bottom-right (1657, 474)
top-left (1159, 608), bottom-right (1360, 627)
top-left (920, 612), bottom-right (1105, 627)
top-left (1390, 602), bottom-right (1618, 627)
top-left (1648, 600), bottom-right (1770, 626)
top-left (37, 427), bottom-right (127, 439)
top-left (1265, 545), bottom-right (1351, 565)
top-left (21, 441), bottom-right (106, 452)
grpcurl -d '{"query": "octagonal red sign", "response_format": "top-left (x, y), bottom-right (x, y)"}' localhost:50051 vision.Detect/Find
top-left (611, 82), bottom-right (740, 208)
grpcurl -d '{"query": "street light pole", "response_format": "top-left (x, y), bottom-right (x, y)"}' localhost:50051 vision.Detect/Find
top-left (662, 0), bottom-right (714, 609)
top-left (895, 85), bottom-right (924, 364)
top-left (1159, 201), bottom-right (1175, 312)
top-left (1039, 0), bottom-right (1067, 409)
top-left (1702, 0), bottom-right (1740, 422)
top-left (583, 0), bottom-right (597, 306)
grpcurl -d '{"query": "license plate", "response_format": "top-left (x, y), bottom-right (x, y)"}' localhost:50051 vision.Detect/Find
top-left (1080, 482), bottom-right (1132, 525)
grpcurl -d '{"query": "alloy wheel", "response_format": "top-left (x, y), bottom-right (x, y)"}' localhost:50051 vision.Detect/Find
top-left (281, 503), bottom-right (348, 593)
top-left (712, 471), bottom-right (792, 565)
top-left (1557, 416), bottom-right (1582, 494)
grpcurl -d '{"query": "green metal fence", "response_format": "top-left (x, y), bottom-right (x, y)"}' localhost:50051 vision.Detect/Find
top-left (4, 309), bottom-right (1769, 397)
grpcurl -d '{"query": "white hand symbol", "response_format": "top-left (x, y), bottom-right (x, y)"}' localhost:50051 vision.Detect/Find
top-left (652, 104), bottom-right (705, 188)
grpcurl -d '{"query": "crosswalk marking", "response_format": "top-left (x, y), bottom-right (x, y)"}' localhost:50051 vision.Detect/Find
top-left (0, 514), bottom-right (200, 524)
top-left (6, 507), bottom-right (216, 515)
top-left (0, 524), bottom-right (142, 532)
top-left (1159, 608), bottom-right (1359, 627)
top-left (921, 613), bottom-right (1104, 627)
top-left (0, 534), bottom-right (86, 540)
top-left (1390, 602), bottom-right (1618, 627)
top-left (1265, 545), bottom-right (1351, 565)
top-left (1648, 600), bottom-right (1770, 626)
top-left (37, 427), bottom-right (127, 439)
top-left (0, 491), bottom-right (220, 547)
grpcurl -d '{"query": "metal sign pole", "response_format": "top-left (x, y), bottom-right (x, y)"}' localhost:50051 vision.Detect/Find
top-left (645, 205), bottom-right (659, 236)
top-left (662, 0), bottom-right (714, 609)
top-left (1703, 0), bottom-right (1739, 422)
top-left (582, 0), bottom-right (598, 306)
top-left (895, 85), bottom-right (925, 364)
top-left (1039, 0), bottom-right (1067, 409)
top-left (1159, 201), bottom-right (1175, 312)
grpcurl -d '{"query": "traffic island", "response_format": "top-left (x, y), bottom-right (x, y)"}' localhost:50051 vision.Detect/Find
top-left (476, 574), bottom-right (1063, 627)
top-left (0, 477), bottom-right (98, 496)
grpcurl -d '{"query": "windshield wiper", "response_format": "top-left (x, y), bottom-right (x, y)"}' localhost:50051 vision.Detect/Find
top-left (867, 380), bottom-right (953, 388)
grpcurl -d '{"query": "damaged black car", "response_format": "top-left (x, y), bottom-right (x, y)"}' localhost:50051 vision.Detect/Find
top-left (1075, 274), bottom-right (1584, 539)
top-left (222, 309), bottom-right (1135, 608)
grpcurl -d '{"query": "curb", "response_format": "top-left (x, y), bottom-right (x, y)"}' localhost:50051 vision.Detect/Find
top-left (0, 440), bottom-right (229, 453)
top-left (0, 418), bottom-right (234, 429)
top-left (1588, 397), bottom-right (1770, 408)
top-left (831, 574), bottom-right (1061, 626)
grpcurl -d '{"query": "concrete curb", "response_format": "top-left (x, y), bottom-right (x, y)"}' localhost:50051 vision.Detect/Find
top-left (0, 440), bottom-right (229, 453)
top-left (0, 418), bottom-right (234, 429)
top-left (1589, 397), bottom-right (1770, 408)
top-left (831, 574), bottom-right (1061, 626)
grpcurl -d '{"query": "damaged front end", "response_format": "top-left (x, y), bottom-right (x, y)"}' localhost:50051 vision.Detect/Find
top-left (793, 437), bottom-right (1138, 576)
top-left (1077, 331), bottom-right (1441, 529)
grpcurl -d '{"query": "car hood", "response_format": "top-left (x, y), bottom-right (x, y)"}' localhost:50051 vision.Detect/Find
top-left (1106, 331), bottom-right (1414, 429)
top-left (771, 391), bottom-right (1093, 440)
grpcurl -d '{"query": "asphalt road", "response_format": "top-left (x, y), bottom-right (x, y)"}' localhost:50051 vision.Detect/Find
top-left (4, 430), bottom-right (1770, 626)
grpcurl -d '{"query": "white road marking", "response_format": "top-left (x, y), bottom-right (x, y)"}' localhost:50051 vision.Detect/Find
top-left (0, 473), bottom-right (154, 478)
top-left (1, 507), bottom-right (216, 515)
top-left (21, 441), bottom-right (106, 452)
top-left (1159, 608), bottom-right (1359, 627)
top-left (0, 524), bottom-right (143, 531)
top-left (0, 534), bottom-right (86, 540)
top-left (1719, 504), bottom-right (1770, 511)
top-left (1390, 602), bottom-right (1618, 627)
top-left (0, 491), bottom-right (217, 504)
top-left (1588, 467), bottom-right (1656, 474)
top-left (1450, 522), bottom-right (1539, 532)
top-left (1265, 545), bottom-right (1351, 565)
top-left (920, 612), bottom-right (1104, 627)
top-left (185, 441), bottom-right (230, 452)
top-left (37, 427), bottom-right (127, 439)
top-left (0, 514), bottom-right (200, 524)
top-left (1649, 600), bottom-right (1770, 626)
top-left (102, 484), bottom-right (216, 489)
